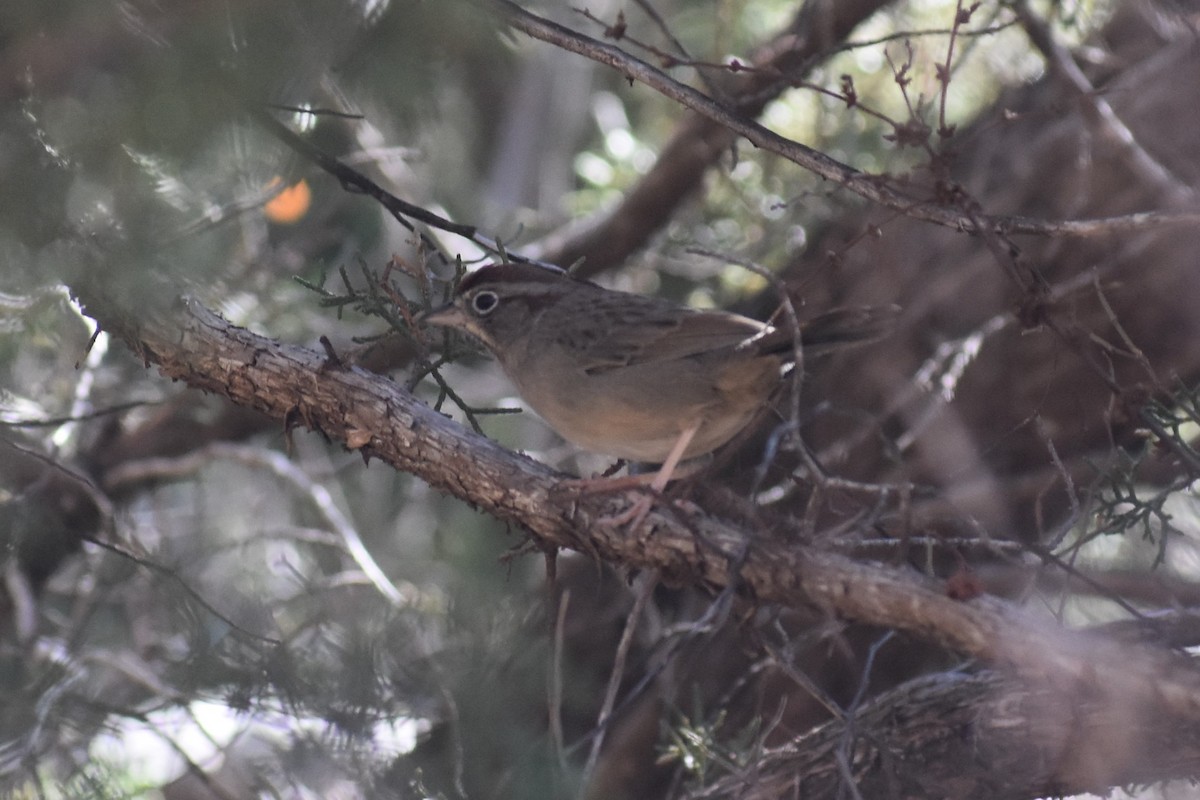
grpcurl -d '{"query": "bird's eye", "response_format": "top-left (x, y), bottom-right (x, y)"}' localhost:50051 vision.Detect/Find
top-left (471, 290), bottom-right (499, 315)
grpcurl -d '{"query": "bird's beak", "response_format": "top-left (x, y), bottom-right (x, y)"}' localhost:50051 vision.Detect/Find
top-left (418, 303), bottom-right (467, 329)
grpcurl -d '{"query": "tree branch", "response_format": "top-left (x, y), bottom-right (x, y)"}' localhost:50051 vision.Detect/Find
top-left (495, 0), bottom-right (1200, 240)
top-left (529, 0), bottom-right (894, 275)
top-left (73, 283), bottom-right (1200, 797)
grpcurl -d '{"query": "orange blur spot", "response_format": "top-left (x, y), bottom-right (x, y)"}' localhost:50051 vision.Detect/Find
top-left (264, 177), bottom-right (312, 225)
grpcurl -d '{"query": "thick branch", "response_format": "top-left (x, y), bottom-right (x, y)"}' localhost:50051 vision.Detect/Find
top-left (75, 287), bottom-right (1200, 781)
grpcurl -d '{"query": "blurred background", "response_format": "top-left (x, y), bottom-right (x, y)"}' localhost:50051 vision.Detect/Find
top-left (3, 0), bottom-right (1200, 797)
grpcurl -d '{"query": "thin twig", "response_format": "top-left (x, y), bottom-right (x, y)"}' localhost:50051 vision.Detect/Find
top-left (83, 536), bottom-right (281, 645)
top-left (578, 570), bottom-right (659, 797)
top-left (250, 106), bottom-right (565, 270)
top-left (550, 588), bottom-right (571, 774)
top-left (104, 442), bottom-right (414, 608)
top-left (494, 0), bottom-right (1200, 238)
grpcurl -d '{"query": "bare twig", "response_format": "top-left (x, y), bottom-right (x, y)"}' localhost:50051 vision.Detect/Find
top-left (104, 442), bottom-right (415, 608)
top-left (83, 536), bottom-right (281, 646)
top-left (250, 106), bottom-right (564, 272)
top-left (72, 288), bottom-right (1200, 758)
top-left (579, 570), bottom-right (659, 797)
top-left (550, 588), bottom-right (570, 774)
top-left (496, 0), bottom-right (1200, 239)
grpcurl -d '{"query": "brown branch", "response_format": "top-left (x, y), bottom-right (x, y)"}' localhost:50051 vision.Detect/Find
top-left (251, 107), bottom-right (559, 272)
top-left (530, 0), bottom-right (894, 275)
top-left (73, 284), bottom-right (1200, 793)
top-left (499, 0), bottom-right (1200, 247)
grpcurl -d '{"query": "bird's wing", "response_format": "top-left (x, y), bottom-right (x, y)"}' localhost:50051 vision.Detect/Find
top-left (566, 295), bottom-right (766, 374)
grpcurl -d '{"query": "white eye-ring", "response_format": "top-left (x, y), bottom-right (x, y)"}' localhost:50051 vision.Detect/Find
top-left (471, 290), bottom-right (499, 315)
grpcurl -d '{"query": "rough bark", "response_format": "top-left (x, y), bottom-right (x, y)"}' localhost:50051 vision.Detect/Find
top-left (73, 282), bottom-right (1200, 797)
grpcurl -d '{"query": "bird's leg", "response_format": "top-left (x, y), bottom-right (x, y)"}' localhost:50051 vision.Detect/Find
top-left (644, 420), bottom-right (700, 494)
top-left (566, 421), bottom-right (701, 529)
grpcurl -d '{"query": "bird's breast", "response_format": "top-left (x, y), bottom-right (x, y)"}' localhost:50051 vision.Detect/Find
top-left (504, 350), bottom-right (781, 463)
